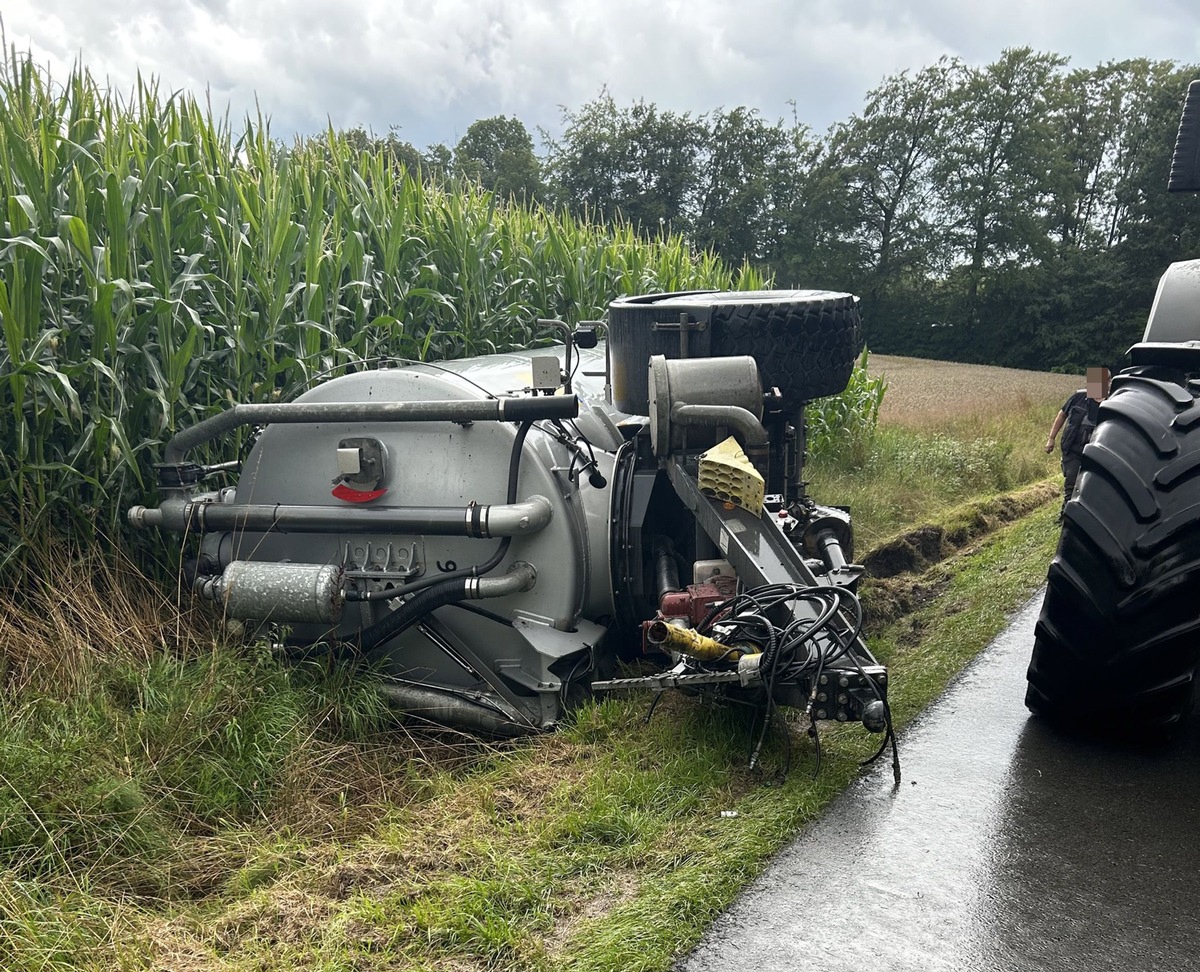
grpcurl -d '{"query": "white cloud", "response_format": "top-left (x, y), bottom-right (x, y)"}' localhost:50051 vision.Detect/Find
top-left (4, 0), bottom-right (1199, 148)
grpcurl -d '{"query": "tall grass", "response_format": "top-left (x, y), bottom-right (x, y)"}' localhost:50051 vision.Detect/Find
top-left (0, 547), bottom-right (399, 897)
top-left (805, 401), bottom-right (1062, 550)
top-left (0, 52), bottom-right (765, 567)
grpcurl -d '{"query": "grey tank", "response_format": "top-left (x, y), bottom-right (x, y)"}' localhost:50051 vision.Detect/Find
top-left (212, 346), bottom-right (621, 728)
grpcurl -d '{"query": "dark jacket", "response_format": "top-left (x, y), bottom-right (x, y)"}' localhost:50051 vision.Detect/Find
top-left (1060, 390), bottom-right (1100, 457)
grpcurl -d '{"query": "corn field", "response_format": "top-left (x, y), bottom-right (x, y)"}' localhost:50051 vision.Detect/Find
top-left (0, 53), bottom-right (765, 568)
top-left (805, 350), bottom-right (887, 468)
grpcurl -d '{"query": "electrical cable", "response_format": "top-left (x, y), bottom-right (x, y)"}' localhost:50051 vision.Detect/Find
top-left (559, 648), bottom-right (594, 710)
top-left (283, 355), bottom-right (503, 403)
top-left (447, 601), bottom-right (514, 627)
top-left (643, 693), bottom-right (663, 724)
top-left (689, 580), bottom-right (896, 779)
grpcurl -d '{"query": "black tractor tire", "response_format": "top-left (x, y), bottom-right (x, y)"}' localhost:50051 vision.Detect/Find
top-left (1026, 371), bottom-right (1200, 736)
top-left (607, 290), bottom-right (863, 415)
top-left (707, 291), bottom-right (863, 405)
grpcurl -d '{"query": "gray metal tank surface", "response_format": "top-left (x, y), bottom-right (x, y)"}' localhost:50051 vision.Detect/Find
top-left (678, 592), bottom-right (1200, 972)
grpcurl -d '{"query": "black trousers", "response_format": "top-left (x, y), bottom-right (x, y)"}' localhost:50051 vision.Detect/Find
top-left (1061, 453), bottom-right (1082, 508)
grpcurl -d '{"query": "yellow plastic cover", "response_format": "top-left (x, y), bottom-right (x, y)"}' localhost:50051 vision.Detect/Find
top-left (698, 436), bottom-right (765, 516)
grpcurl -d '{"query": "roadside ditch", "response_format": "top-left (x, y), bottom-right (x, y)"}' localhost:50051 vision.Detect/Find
top-left (859, 479), bottom-right (1057, 629)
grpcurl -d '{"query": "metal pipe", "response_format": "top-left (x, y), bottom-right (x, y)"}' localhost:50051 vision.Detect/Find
top-left (670, 401), bottom-right (770, 477)
top-left (162, 396), bottom-right (579, 465)
top-left (669, 402), bottom-right (769, 447)
top-left (468, 563), bottom-right (537, 599)
top-left (646, 620), bottom-right (736, 662)
top-left (536, 319), bottom-right (573, 393)
top-left (357, 563), bottom-right (537, 652)
top-left (599, 324), bottom-right (612, 404)
top-left (129, 495), bottom-right (554, 537)
top-left (817, 529), bottom-right (849, 575)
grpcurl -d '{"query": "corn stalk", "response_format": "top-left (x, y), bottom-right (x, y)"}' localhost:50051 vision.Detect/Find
top-left (0, 52), bottom-right (765, 569)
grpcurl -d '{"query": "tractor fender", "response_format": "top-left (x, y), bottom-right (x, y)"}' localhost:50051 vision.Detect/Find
top-left (1127, 260), bottom-right (1200, 369)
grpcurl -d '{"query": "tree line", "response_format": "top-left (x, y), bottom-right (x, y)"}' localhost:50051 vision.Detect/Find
top-left (340, 49), bottom-right (1200, 372)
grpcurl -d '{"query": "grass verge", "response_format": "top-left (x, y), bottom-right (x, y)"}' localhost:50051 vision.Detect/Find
top-left (806, 398), bottom-right (1064, 551)
top-left (0, 504), bottom-right (1060, 971)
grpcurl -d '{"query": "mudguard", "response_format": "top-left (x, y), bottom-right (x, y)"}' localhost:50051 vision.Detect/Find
top-left (1127, 260), bottom-right (1200, 369)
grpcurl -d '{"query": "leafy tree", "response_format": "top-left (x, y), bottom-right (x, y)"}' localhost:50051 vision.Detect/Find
top-left (934, 49), bottom-right (1068, 313)
top-left (422, 142), bottom-right (453, 180)
top-left (768, 133), bottom-right (865, 289)
top-left (1106, 62), bottom-right (1200, 273)
top-left (830, 61), bottom-right (954, 300)
top-left (307, 125), bottom-right (448, 181)
top-left (1026, 60), bottom-right (1200, 370)
top-left (693, 107), bottom-right (794, 261)
top-left (1045, 64), bottom-right (1128, 250)
top-left (544, 92), bottom-right (706, 235)
top-left (305, 53), bottom-right (1199, 374)
top-left (453, 115), bottom-right (542, 201)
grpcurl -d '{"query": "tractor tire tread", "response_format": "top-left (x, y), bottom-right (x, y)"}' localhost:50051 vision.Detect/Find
top-left (1026, 375), bottom-right (1200, 735)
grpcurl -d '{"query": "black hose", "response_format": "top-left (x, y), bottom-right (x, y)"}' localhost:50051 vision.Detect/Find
top-left (358, 577), bottom-right (470, 652)
top-left (351, 421), bottom-right (532, 651)
top-left (651, 537), bottom-right (681, 602)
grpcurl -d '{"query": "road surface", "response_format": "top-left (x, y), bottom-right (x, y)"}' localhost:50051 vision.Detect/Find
top-left (679, 592), bottom-right (1200, 972)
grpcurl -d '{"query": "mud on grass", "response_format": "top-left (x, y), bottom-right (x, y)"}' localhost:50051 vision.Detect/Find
top-left (804, 354), bottom-right (1072, 552)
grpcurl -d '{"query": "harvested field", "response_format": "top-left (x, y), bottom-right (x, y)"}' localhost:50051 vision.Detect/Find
top-left (868, 355), bottom-right (1081, 426)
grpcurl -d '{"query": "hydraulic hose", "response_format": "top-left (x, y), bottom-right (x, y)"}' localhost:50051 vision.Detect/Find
top-left (358, 577), bottom-right (474, 653)
top-left (355, 563), bottom-right (537, 653)
top-left (351, 421), bottom-right (533, 648)
top-left (651, 537), bottom-right (681, 601)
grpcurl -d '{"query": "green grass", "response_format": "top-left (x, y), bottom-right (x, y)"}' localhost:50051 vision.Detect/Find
top-left (0, 505), bottom-right (1060, 971)
top-left (805, 400), bottom-right (1062, 551)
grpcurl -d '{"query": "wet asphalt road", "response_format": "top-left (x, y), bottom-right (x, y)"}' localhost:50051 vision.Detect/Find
top-left (679, 592), bottom-right (1200, 972)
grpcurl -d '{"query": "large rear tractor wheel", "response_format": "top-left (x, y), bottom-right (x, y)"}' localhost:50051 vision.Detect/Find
top-left (1026, 371), bottom-right (1200, 736)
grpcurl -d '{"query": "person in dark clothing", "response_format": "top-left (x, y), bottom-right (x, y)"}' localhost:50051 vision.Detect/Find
top-left (1045, 367), bottom-right (1110, 514)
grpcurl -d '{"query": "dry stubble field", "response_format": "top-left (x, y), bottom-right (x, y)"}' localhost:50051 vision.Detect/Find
top-left (868, 354), bottom-right (1082, 427)
top-left (804, 353), bottom-right (1084, 553)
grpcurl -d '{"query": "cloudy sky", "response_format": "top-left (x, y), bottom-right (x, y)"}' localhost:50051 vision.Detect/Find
top-left (6, 1), bottom-right (1200, 149)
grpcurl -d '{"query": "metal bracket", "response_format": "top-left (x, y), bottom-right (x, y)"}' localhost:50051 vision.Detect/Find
top-left (334, 436), bottom-right (386, 489)
top-left (415, 615), bottom-right (537, 728)
top-left (652, 312), bottom-right (707, 358)
top-left (664, 455), bottom-right (879, 668)
top-left (650, 318), bottom-right (707, 333)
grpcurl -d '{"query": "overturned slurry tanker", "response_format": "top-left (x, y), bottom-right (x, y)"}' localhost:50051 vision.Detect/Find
top-left (130, 290), bottom-right (895, 768)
